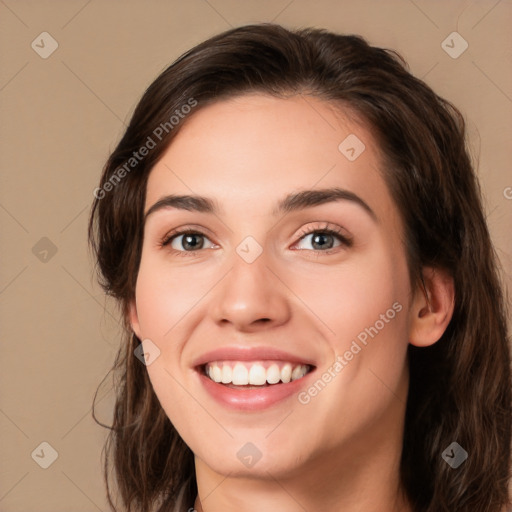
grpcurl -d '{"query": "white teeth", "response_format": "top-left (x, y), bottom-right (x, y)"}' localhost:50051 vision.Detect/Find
top-left (232, 363), bottom-right (249, 385)
top-left (221, 365), bottom-right (232, 384)
top-left (211, 365), bottom-right (222, 383)
top-left (249, 364), bottom-right (267, 385)
top-left (266, 364), bottom-right (281, 384)
top-left (291, 365), bottom-right (307, 381)
top-left (205, 361), bottom-right (310, 386)
top-left (281, 363), bottom-right (292, 383)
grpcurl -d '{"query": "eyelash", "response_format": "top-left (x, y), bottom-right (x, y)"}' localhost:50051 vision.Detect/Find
top-left (159, 223), bottom-right (353, 257)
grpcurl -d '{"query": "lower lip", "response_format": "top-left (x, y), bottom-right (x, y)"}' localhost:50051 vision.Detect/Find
top-left (197, 370), bottom-right (314, 411)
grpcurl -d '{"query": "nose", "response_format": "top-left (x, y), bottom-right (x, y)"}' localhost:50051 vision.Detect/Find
top-left (209, 251), bottom-right (292, 332)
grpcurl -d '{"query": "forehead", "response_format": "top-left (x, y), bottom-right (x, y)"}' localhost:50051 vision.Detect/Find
top-left (144, 93), bottom-right (393, 221)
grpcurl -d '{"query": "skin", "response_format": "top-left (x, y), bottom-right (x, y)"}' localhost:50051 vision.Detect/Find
top-left (129, 94), bottom-right (454, 512)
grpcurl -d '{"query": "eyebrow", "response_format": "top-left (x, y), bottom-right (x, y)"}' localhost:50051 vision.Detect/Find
top-left (144, 187), bottom-right (377, 222)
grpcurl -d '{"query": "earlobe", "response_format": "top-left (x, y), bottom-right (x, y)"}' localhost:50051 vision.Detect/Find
top-left (128, 300), bottom-right (142, 339)
top-left (409, 267), bottom-right (455, 347)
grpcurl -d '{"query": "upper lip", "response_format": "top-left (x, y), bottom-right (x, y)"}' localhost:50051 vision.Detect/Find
top-left (192, 346), bottom-right (317, 369)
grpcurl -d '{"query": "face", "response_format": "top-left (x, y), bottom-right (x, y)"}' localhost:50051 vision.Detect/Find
top-left (130, 94), bottom-right (414, 481)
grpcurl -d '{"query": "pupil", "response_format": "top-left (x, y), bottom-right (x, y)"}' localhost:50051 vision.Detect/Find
top-left (313, 233), bottom-right (333, 249)
top-left (184, 234), bottom-right (202, 250)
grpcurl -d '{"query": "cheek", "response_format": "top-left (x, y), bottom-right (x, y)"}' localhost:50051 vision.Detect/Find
top-left (133, 259), bottom-right (203, 425)
top-left (290, 242), bottom-right (409, 345)
top-left (291, 241), bottom-right (410, 406)
top-left (134, 252), bottom-right (211, 340)
top-left (132, 259), bottom-right (191, 382)
top-left (351, 250), bottom-right (410, 371)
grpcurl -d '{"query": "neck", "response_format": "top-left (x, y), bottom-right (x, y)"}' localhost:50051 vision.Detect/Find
top-left (194, 454), bottom-right (411, 512)
top-left (193, 413), bottom-right (411, 509)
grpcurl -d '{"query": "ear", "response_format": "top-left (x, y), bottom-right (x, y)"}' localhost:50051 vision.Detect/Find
top-left (128, 299), bottom-right (142, 340)
top-left (408, 266), bottom-right (455, 347)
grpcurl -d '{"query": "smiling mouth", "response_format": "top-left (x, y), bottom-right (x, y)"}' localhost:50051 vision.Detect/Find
top-left (201, 360), bottom-right (314, 387)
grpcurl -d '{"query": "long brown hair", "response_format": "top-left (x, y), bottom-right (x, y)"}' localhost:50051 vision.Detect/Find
top-left (89, 23), bottom-right (511, 512)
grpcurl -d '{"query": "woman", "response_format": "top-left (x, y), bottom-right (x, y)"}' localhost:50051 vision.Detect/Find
top-left (89, 24), bottom-right (511, 512)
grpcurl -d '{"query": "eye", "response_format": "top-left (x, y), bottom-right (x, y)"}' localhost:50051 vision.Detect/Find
top-left (159, 223), bottom-right (352, 256)
top-left (294, 224), bottom-right (352, 253)
top-left (160, 229), bottom-right (216, 253)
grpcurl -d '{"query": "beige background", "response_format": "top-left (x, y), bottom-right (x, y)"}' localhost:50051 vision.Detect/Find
top-left (1, 0), bottom-right (511, 510)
